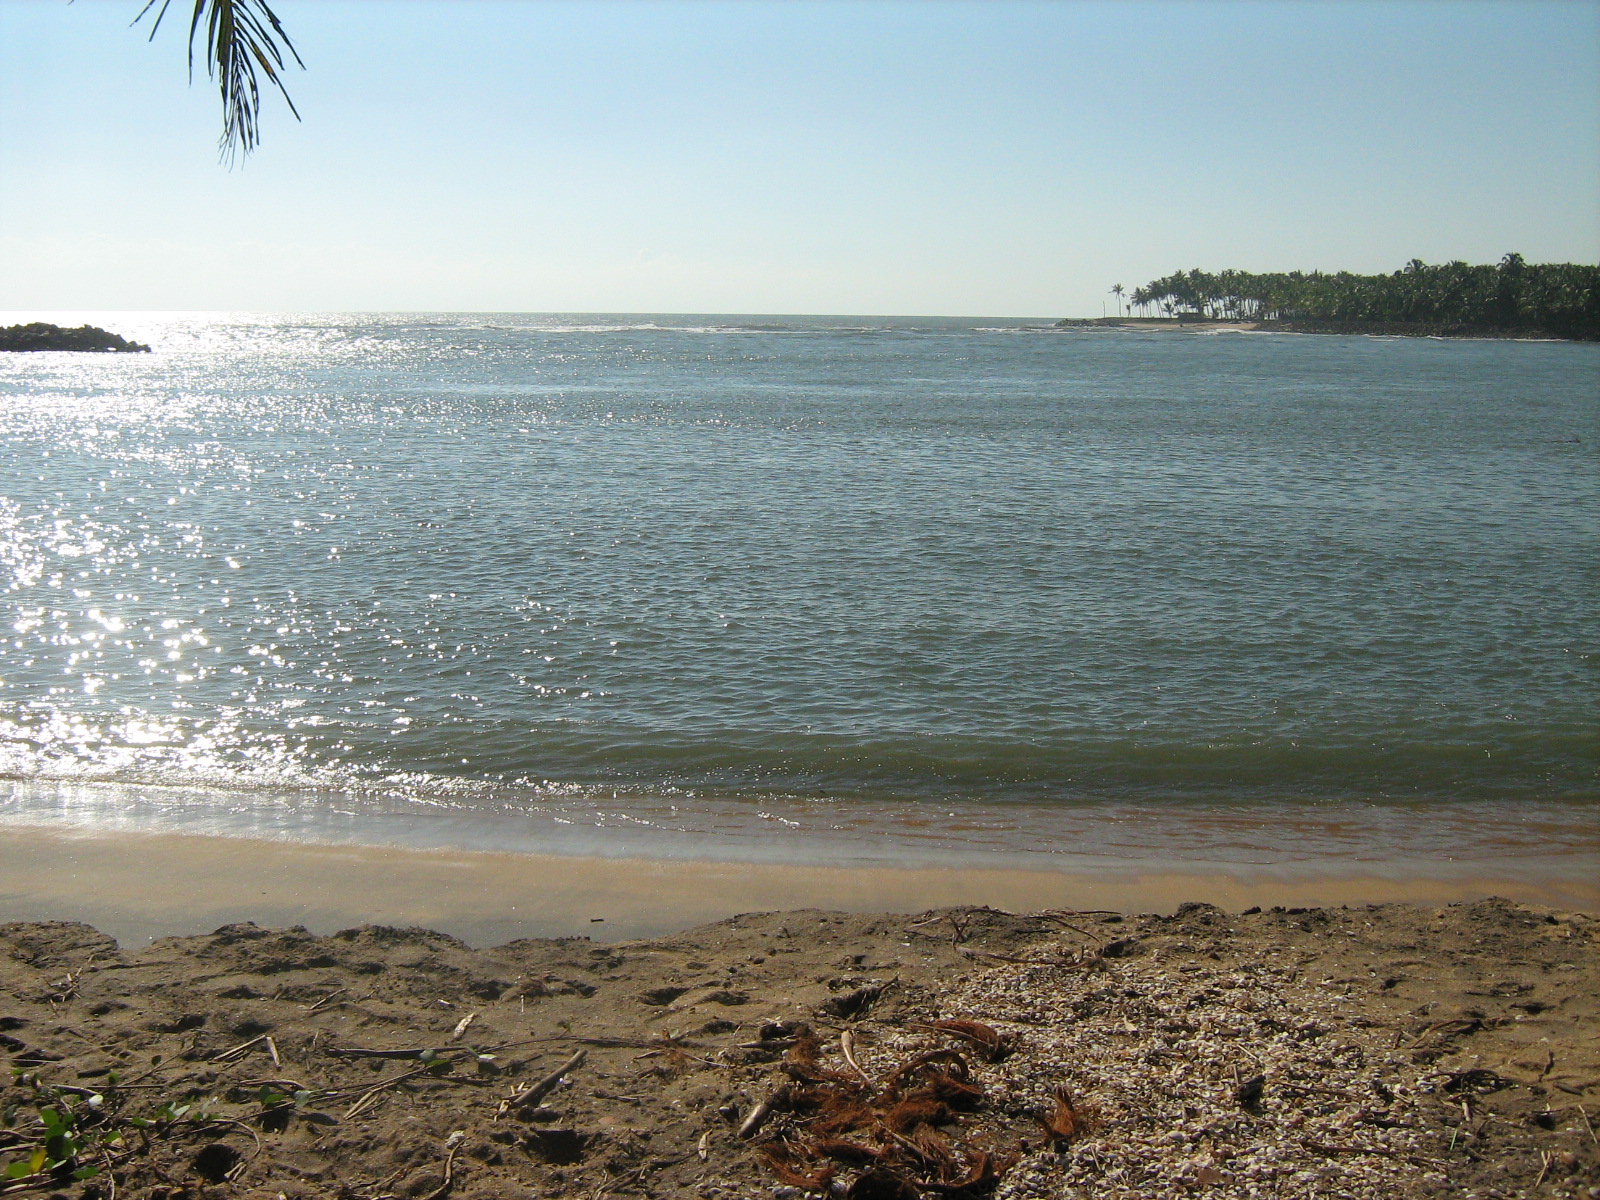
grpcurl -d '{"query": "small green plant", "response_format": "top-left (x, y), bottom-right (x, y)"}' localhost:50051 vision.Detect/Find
top-left (1, 1082), bottom-right (106, 1185)
top-left (1, 1066), bottom-right (231, 1191)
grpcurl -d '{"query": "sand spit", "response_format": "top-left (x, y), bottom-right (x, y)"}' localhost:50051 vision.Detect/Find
top-left (1, 898), bottom-right (1595, 1199)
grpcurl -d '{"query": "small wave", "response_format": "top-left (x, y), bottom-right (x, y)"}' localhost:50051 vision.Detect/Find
top-left (3, 775), bottom-right (1595, 878)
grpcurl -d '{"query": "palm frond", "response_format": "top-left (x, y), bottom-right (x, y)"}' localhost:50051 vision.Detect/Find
top-left (136, 0), bottom-right (303, 162)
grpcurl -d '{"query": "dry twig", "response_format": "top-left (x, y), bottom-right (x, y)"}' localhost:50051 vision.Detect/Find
top-left (737, 1086), bottom-right (790, 1139)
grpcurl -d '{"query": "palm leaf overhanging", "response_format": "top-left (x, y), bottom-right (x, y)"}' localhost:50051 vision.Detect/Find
top-left (136, 0), bottom-right (303, 162)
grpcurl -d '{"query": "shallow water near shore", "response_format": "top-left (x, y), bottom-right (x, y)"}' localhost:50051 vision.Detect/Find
top-left (0, 312), bottom-right (1595, 876)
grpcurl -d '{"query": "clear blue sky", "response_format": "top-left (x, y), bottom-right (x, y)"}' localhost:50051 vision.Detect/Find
top-left (2, 0), bottom-right (1597, 315)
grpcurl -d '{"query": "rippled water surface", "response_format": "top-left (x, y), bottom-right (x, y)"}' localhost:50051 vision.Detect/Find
top-left (1, 313), bottom-right (1595, 870)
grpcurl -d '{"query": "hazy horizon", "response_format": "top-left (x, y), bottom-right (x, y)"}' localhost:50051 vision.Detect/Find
top-left (3, 0), bottom-right (1597, 316)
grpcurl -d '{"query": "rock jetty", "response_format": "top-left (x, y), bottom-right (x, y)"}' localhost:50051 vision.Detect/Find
top-left (0, 322), bottom-right (150, 352)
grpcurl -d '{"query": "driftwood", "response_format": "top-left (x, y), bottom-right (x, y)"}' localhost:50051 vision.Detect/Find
top-left (511, 1049), bottom-right (588, 1111)
top-left (839, 1029), bottom-right (873, 1084)
top-left (737, 1085), bottom-right (791, 1139)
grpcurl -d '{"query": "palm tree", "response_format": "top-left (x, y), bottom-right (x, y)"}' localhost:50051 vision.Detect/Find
top-left (1124, 258), bottom-right (1598, 338)
top-left (1110, 284), bottom-right (1125, 317)
top-left (136, 0), bottom-right (303, 161)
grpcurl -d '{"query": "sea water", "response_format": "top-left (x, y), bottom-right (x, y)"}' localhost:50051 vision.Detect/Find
top-left (1, 313), bottom-right (1595, 879)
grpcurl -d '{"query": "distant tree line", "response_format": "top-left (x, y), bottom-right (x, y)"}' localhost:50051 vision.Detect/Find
top-left (1127, 256), bottom-right (1599, 340)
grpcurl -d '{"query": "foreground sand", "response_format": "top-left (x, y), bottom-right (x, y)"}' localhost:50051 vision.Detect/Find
top-left (2, 898), bottom-right (1596, 1200)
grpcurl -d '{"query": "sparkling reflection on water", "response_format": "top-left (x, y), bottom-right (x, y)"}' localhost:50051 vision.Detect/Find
top-left (0, 312), bottom-right (1595, 871)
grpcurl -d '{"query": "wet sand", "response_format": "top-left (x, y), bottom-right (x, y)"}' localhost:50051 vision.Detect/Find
top-left (1, 822), bottom-right (1595, 948)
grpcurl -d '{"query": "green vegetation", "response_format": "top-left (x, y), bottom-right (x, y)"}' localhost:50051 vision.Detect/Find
top-left (1, 1067), bottom-right (202, 1191)
top-left (1126, 256), bottom-right (1600, 340)
top-left (0, 1059), bottom-right (434, 1194)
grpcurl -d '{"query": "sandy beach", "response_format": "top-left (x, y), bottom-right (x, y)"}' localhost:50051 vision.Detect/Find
top-left (2, 827), bottom-right (1597, 1199)
top-left (2, 823), bottom-right (1596, 949)
top-left (4, 0), bottom-right (1596, 1193)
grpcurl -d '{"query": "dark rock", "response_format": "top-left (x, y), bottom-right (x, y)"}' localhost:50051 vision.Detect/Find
top-left (0, 323), bottom-right (150, 353)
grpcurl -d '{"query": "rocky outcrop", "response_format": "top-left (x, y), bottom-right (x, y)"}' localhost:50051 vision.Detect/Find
top-left (0, 322), bottom-right (151, 352)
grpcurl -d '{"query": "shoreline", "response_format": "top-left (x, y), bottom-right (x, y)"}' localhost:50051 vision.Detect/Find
top-left (1051, 316), bottom-right (1593, 341)
top-left (2, 822), bottom-right (1595, 949)
top-left (7, 776), bottom-right (1595, 880)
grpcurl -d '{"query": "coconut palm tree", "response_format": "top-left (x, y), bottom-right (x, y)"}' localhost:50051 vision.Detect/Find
top-left (136, 0), bottom-right (302, 161)
top-left (1125, 258), bottom-right (1598, 338)
top-left (1110, 284), bottom-right (1125, 317)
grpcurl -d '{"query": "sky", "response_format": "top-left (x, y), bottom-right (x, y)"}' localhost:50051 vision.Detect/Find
top-left (1, 0), bottom-right (1597, 316)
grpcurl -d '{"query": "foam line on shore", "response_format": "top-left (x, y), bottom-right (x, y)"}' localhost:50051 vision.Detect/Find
top-left (2, 823), bottom-right (1594, 948)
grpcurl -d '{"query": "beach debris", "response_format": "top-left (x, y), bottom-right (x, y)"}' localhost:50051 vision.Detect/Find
top-left (325, 1044), bottom-right (479, 1061)
top-left (1037, 1085), bottom-right (1087, 1148)
top-left (955, 945), bottom-right (1091, 967)
top-left (822, 981), bottom-right (895, 1020)
top-left (449, 1012), bottom-right (477, 1041)
top-left (907, 905), bottom-right (1037, 947)
top-left (504, 1048), bottom-right (587, 1114)
top-left (633, 1031), bottom-right (721, 1073)
top-left (840, 1028), bottom-right (874, 1083)
top-left (1534, 1148), bottom-right (1554, 1187)
top-left (1429, 1067), bottom-right (1510, 1094)
top-left (420, 1130), bottom-right (464, 1200)
top-left (210, 1034), bottom-right (269, 1063)
top-left (738, 1085), bottom-right (791, 1139)
top-left (1405, 1016), bottom-right (1485, 1059)
top-left (1032, 910), bottom-right (1121, 947)
top-left (1236, 1073), bottom-right (1267, 1112)
top-left (341, 1053), bottom-right (472, 1121)
top-left (0, 900), bottom-right (1591, 1199)
top-left (301, 985), bottom-right (348, 1011)
top-left (919, 1019), bottom-right (1014, 1063)
top-left (747, 1025), bottom-right (1012, 1196)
